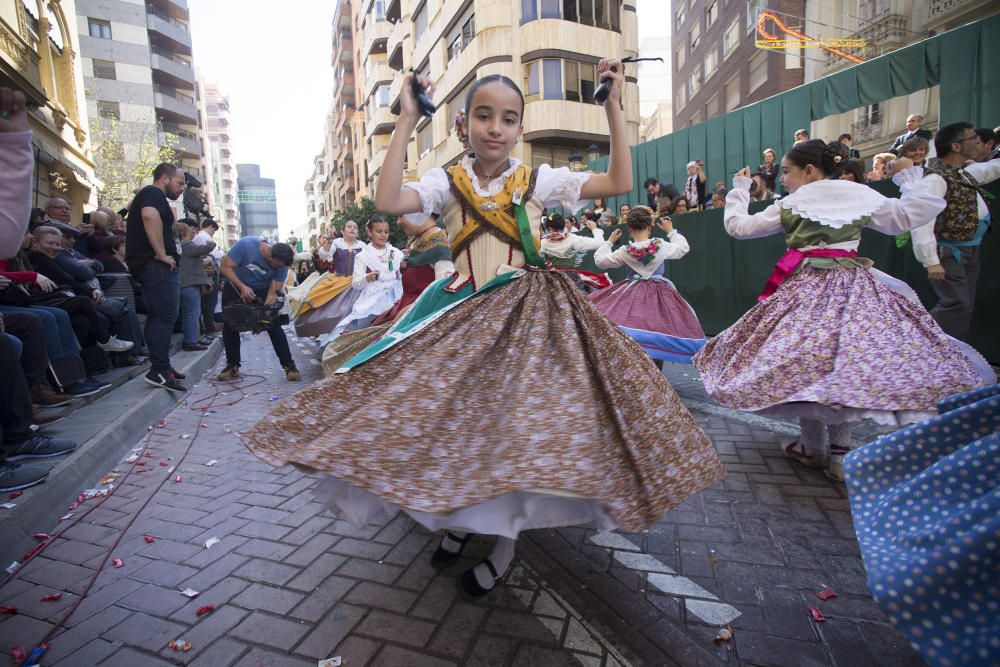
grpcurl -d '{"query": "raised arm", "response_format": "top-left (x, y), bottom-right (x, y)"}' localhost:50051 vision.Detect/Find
top-left (374, 73), bottom-right (432, 215)
top-left (724, 172), bottom-right (783, 239)
top-left (867, 166), bottom-right (946, 235)
top-left (570, 225), bottom-right (605, 252)
top-left (594, 229), bottom-right (625, 269)
top-left (580, 60), bottom-right (632, 200)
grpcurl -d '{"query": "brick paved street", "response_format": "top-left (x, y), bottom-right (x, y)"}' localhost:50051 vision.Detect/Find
top-left (0, 330), bottom-right (925, 666)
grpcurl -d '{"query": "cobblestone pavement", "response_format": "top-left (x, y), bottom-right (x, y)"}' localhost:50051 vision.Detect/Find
top-left (0, 330), bottom-right (925, 666)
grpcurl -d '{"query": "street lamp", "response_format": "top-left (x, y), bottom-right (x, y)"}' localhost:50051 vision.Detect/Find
top-left (568, 150), bottom-right (582, 171)
top-left (587, 144), bottom-right (601, 164)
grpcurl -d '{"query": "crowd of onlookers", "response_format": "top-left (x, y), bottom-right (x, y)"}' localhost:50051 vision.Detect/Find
top-left (560, 115), bottom-right (999, 234)
top-left (0, 86), bottom-right (237, 493)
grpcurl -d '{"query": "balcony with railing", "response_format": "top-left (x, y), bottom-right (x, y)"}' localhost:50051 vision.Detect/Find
top-left (387, 18), bottom-right (408, 71)
top-left (363, 60), bottom-right (394, 101)
top-left (147, 0), bottom-right (189, 18)
top-left (365, 105), bottom-right (395, 137)
top-left (823, 13), bottom-right (910, 72)
top-left (333, 0), bottom-right (351, 30)
top-left (850, 120), bottom-right (884, 144)
top-left (362, 18), bottom-right (391, 60)
top-left (153, 84), bottom-right (197, 122)
top-left (145, 5), bottom-right (192, 52)
top-left (160, 123), bottom-right (199, 156)
top-left (149, 45), bottom-right (194, 86)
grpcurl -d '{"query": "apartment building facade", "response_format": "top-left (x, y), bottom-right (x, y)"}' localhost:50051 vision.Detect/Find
top-left (198, 80), bottom-right (239, 248)
top-left (805, 0), bottom-right (999, 157)
top-left (348, 0), bottom-right (640, 193)
top-left (2, 0), bottom-right (99, 217)
top-left (672, 0), bottom-right (806, 130)
top-left (76, 0), bottom-right (204, 180)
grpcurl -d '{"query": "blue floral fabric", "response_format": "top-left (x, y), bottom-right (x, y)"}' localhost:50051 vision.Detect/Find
top-left (844, 384), bottom-right (1000, 667)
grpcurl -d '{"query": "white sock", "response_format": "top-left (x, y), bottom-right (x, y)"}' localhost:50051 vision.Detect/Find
top-left (472, 536), bottom-right (516, 590)
top-left (438, 531), bottom-right (468, 555)
top-left (827, 422), bottom-right (853, 455)
top-left (799, 418), bottom-right (829, 464)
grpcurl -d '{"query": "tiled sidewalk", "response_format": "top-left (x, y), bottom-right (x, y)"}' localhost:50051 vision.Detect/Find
top-left (0, 332), bottom-right (924, 666)
top-left (0, 333), bottom-right (625, 666)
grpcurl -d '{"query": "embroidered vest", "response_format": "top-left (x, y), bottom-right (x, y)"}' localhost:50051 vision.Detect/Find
top-left (445, 163), bottom-right (539, 257)
top-left (926, 162), bottom-right (983, 241)
top-left (780, 208), bottom-right (867, 247)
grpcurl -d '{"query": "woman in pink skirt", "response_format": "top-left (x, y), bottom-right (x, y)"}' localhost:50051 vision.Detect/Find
top-left (589, 207), bottom-right (706, 366)
top-left (693, 140), bottom-right (990, 482)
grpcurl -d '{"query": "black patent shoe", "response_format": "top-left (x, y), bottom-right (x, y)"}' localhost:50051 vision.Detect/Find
top-left (458, 558), bottom-right (508, 599)
top-left (430, 531), bottom-right (473, 569)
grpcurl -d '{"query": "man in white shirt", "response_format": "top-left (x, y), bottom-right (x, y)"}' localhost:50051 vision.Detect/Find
top-left (910, 122), bottom-right (999, 342)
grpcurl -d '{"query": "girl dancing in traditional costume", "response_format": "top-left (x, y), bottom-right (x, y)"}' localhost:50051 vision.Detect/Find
top-left (590, 207), bottom-right (706, 365)
top-left (243, 62), bottom-right (722, 597)
top-left (288, 221), bottom-right (365, 338)
top-left (539, 213), bottom-right (610, 291)
top-left (320, 215), bottom-right (453, 375)
top-left (693, 140), bottom-right (987, 482)
top-left (319, 217), bottom-right (403, 344)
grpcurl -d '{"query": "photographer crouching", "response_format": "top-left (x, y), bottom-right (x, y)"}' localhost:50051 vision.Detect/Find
top-left (217, 237), bottom-right (300, 381)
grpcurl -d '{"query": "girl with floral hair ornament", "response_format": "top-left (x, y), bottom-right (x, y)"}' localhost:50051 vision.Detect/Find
top-left (589, 207), bottom-right (706, 366)
top-left (694, 139), bottom-right (991, 482)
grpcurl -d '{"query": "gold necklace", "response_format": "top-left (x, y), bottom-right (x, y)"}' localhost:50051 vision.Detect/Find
top-left (472, 160), bottom-right (511, 211)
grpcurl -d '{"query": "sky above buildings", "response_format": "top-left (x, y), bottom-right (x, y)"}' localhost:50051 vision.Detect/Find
top-left (188, 0), bottom-right (668, 237)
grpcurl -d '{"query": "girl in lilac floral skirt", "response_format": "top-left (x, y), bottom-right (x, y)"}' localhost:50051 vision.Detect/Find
top-left (692, 140), bottom-right (992, 482)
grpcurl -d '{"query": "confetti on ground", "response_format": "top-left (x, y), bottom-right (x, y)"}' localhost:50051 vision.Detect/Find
top-left (157, 419), bottom-right (166, 427)
top-left (195, 604), bottom-right (215, 617)
top-left (816, 588), bottom-right (838, 601)
top-left (174, 475), bottom-right (182, 483)
top-left (206, 460), bottom-right (219, 467)
top-left (203, 537), bottom-right (220, 549)
top-left (318, 657), bottom-right (343, 667)
top-left (159, 461), bottom-right (168, 466)
top-left (31, 533), bottom-right (50, 541)
top-left (10, 647), bottom-right (25, 663)
top-left (167, 639), bottom-right (192, 652)
top-left (124, 454), bottom-right (138, 463)
top-left (59, 513), bottom-right (74, 521)
top-left (40, 594), bottom-right (62, 601)
top-left (144, 535), bottom-right (155, 543)
top-left (0, 503), bottom-right (16, 510)
top-left (5, 562), bottom-right (19, 574)
top-left (808, 607), bottom-right (826, 622)
top-left (8, 491), bottom-right (22, 500)
top-left (0, 606), bottom-right (17, 614)
top-left (112, 559), bottom-right (124, 568)
top-left (179, 588), bottom-right (199, 598)
top-left (179, 434), bottom-right (191, 439)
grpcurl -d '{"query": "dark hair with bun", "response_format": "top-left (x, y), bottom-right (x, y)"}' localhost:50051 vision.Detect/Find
top-left (366, 215), bottom-right (389, 231)
top-left (626, 207), bottom-right (653, 231)
top-left (784, 139), bottom-right (850, 179)
top-left (544, 213), bottom-right (566, 232)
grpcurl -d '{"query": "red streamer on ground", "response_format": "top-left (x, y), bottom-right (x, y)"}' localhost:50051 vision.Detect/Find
top-left (195, 604), bottom-right (215, 617)
top-left (816, 588), bottom-right (838, 601)
top-left (808, 606), bottom-right (826, 622)
top-left (40, 594), bottom-right (62, 601)
top-left (0, 372), bottom-right (268, 657)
